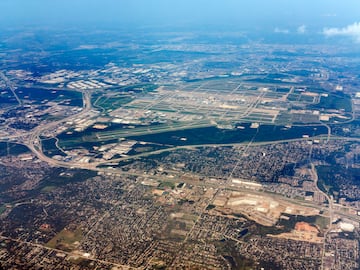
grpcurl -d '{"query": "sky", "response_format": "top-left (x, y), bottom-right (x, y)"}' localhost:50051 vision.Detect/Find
top-left (0, 0), bottom-right (360, 34)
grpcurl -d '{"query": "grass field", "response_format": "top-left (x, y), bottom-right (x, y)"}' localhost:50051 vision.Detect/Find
top-left (46, 228), bottom-right (83, 251)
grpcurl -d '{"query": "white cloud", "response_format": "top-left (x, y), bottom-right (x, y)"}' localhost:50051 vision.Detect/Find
top-left (323, 22), bottom-right (360, 42)
top-left (274, 27), bottom-right (289, 34)
top-left (297, 25), bottom-right (306, 34)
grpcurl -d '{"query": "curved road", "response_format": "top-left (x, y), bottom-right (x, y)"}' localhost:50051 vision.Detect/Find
top-left (25, 90), bottom-right (93, 167)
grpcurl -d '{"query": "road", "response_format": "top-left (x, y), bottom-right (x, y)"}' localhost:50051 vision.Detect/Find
top-left (0, 235), bottom-right (136, 270)
top-left (25, 90), bottom-right (93, 167)
top-left (0, 71), bottom-right (22, 105)
top-left (309, 154), bottom-right (334, 270)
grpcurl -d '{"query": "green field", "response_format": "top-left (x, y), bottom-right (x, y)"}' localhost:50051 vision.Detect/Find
top-left (310, 92), bottom-right (352, 112)
top-left (0, 142), bottom-right (30, 157)
top-left (46, 228), bottom-right (83, 251)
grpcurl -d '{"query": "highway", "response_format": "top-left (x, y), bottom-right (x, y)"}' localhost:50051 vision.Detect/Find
top-left (309, 143), bottom-right (334, 270)
top-left (25, 90), bottom-right (93, 167)
top-left (0, 71), bottom-right (22, 106)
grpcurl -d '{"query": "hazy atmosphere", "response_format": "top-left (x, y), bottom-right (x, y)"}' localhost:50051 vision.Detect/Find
top-left (1, 1), bottom-right (360, 269)
top-left (1, 0), bottom-right (360, 32)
